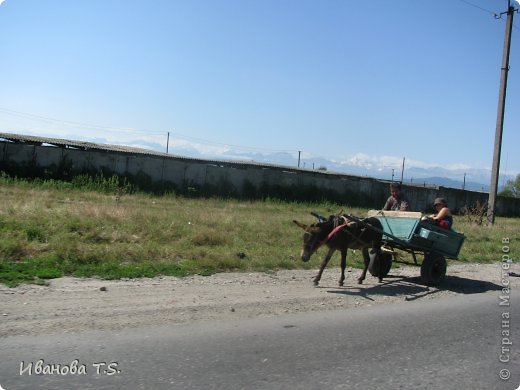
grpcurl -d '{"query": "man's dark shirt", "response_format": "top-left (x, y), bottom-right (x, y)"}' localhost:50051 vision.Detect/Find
top-left (383, 193), bottom-right (411, 211)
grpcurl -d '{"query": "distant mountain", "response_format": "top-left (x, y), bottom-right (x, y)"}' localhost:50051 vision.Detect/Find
top-left (416, 177), bottom-right (488, 192)
top-left (158, 144), bottom-right (514, 192)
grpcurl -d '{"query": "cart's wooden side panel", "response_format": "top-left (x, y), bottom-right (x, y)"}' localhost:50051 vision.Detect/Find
top-left (412, 222), bottom-right (465, 259)
top-left (375, 215), bottom-right (465, 259)
top-left (367, 210), bottom-right (422, 219)
top-left (377, 217), bottom-right (420, 241)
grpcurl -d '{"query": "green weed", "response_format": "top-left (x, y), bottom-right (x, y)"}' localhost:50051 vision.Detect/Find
top-left (0, 175), bottom-right (518, 286)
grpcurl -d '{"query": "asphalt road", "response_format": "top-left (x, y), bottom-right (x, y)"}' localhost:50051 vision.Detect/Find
top-left (1, 291), bottom-right (518, 390)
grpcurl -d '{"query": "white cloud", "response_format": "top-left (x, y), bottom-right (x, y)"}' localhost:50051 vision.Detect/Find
top-left (444, 163), bottom-right (472, 171)
top-left (171, 139), bottom-right (231, 156)
top-left (0, 0), bottom-right (6, 6)
top-left (339, 153), bottom-right (435, 170)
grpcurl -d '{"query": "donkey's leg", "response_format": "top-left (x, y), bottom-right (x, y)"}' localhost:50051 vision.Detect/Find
top-left (339, 249), bottom-right (347, 286)
top-left (314, 247), bottom-right (335, 286)
top-left (358, 248), bottom-right (370, 284)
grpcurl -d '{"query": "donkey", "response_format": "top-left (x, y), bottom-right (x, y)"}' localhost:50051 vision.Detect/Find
top-left (293, 214), bottom-right (384, 287)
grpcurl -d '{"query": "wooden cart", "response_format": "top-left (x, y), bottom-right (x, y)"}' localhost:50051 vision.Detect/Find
top-left (348, 210), bottom-right (466, 285)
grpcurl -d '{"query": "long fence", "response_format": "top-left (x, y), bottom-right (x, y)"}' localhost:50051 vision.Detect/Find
top-left (1, 133), bottom-right (518, 217)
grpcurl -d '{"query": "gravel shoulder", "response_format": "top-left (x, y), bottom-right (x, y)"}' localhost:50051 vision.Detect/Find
top-left (1, 262), bottom-right (518, 337)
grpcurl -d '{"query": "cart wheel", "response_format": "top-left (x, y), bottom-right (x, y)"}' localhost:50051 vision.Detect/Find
top-left (368, 251), bottom-right (393, 278)
top-left (421, 253), bottom-right (447, 285)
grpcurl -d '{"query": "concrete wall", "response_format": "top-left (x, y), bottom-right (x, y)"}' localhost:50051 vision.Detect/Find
top-left (1, 141), bottom-right (519, 216)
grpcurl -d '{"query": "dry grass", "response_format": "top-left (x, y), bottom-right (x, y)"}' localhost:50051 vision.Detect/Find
top-left (0, 181), bottom-right (518, 286)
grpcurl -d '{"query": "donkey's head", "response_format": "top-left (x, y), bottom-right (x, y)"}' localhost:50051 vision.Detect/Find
top-left (293, 219), bottom-right (331, 262)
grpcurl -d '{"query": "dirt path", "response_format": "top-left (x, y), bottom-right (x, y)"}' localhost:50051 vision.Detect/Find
top-left (1, 262), bottom-right (518, 337)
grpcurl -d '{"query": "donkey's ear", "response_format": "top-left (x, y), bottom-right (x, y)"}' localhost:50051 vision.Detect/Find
top-left (292, 220), bottom-right (308, 230)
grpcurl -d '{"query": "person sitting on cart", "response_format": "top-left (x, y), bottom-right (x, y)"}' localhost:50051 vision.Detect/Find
top-left (383, 182), bottom-right (411, 211)
top-left (422, 197), bottom-right (453, 229)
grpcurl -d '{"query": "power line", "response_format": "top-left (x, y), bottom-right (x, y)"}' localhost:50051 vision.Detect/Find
top-left (170, 132), bottom-right (298, 154)
top-left (0, 107), bottom-right (165, 136)
top-left (456, 0), bottom-right (520, 27)
top-left (0, 106), bottom-right (299, 155)
top-left (456, 0), bottom-right (500, 17)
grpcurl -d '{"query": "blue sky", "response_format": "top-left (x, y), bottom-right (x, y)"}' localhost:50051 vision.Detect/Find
top-left (0, 0), bottom-right (518, 184)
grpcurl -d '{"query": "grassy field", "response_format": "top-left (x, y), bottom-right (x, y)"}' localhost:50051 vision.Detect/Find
top-left (0, 176), bottom-right (518, 286)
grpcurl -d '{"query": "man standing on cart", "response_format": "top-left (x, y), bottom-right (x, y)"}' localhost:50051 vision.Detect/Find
top-left (383, 182), bottom-right (412, 211)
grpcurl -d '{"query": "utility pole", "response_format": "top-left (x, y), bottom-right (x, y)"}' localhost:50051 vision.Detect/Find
top-left (400, 157), bottom-right (405, 183)
top-left (166, 131), bottom-right (170, 154)
top-left (488, 2), bottom-right (516, 225)
top-left (297, 151), bottom-right (301, 168)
